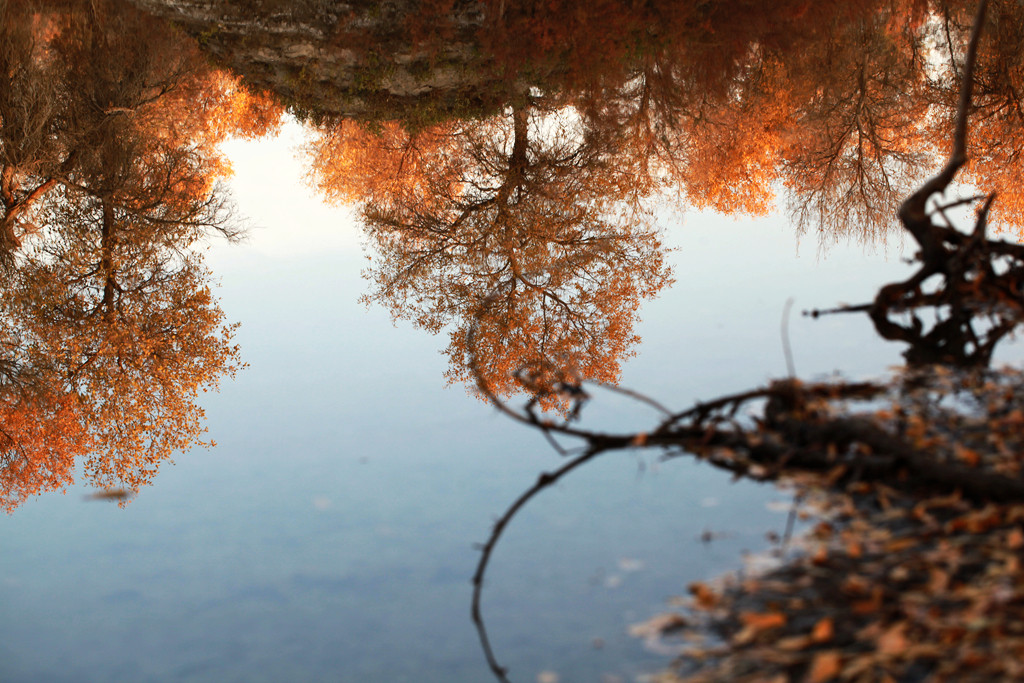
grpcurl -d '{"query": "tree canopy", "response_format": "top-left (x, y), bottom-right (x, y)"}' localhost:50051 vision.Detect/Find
top-left (307, 104), bottom-right (671, 410)
top-left (0, 0), bottom-right (280, 510)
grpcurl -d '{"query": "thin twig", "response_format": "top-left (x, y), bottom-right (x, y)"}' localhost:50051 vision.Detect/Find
top-left (594, 382), bottom-right (673, 416)
top-left (929, 194), bottom-right (988, 214)
top-left (782, 298), bottom-right (796, 379)
top-left (805, 304), bottom-right (873, 318)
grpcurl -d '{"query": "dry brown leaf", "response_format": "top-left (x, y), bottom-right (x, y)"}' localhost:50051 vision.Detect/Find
top-left (884, 537), bottom-right (916, 553)
top-left (844, 656), bottom-right (875, 680)
top-left (928, 567), bottom-right (950, 593)
top-left (739, 611), bottom-right (787, 630)
top-left (731, 625), bottom-right (758, 646)
top-left (852, 586), bottom-right (884, 614)
top-left (1007, 527), bottom-right (1024, 550)
top-left (732, 611), bottom-right (787, 646)
top-left (842, 575), bottom-right (871, 596)
top-left (688, 581), bottom-right (718, 609)
top-left (954, 444), bottom-right (980, 466)
top-left (777, 635), bottom-right (813, 651)
top-left (811, 617), bottom-right (834, 643)
top-left (877, 622), bottom-right (909, 656)
top-left (805, 650), bottom-right (842, 683)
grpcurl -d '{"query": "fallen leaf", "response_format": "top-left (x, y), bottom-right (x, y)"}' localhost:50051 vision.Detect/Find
top-left (954, 444), bottom-right (980, 466)
top-left (928, 568), bottom-right (950, 593)
top-left (731, 611), bottom-right (787, 646)
top-left (805, 650), bottom-right (842, 682)
top-left (739, 611), bottom-right (787, 630)
top-left (884, 537), bottom-right (916, 553)
top-left (777, 634), bottom-right (813, 651)
top-left (852, 586), bottom-right (884, 614)
top-left (688, 582), bottom-right (718, 609)
top-left (812, 617), bottom-right (834, 643)
top-left (877, 622), bottom-right (909, 656)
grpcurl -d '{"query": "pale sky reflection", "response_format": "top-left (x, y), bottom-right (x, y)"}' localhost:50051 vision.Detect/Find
top-left (214, 118), bottom-right (363, 261)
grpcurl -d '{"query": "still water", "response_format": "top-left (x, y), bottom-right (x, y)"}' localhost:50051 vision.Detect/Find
top-left (0, 123), bottom-right (911, 682)
top-left (8, 1), bottom-right (1022, 679)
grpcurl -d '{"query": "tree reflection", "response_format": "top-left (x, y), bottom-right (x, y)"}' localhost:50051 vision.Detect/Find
top-left (3, 190), bottom-right (242, 497)
top-left (11, 0), bottom-right (1024, 506)
top-left (779, 3), bottom-right (932, 242)
top-left (308, 104), bottom-right (672, 409)
top-left (301, 0), bottom-right (1024, 408)
top-left (936, 0), bottom-right (1024, 235)
top-left (0, 0), bottom-right (278, 510)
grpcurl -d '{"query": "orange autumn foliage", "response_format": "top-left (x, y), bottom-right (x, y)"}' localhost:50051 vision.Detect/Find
top-left (0, 0), bottom-right (282, 259)
top-left (305, 118), bottom-right (463, 212)
top-left (936, 0), bottom-right (1024, 237)
top-left (0, 386), bottom-right (87, 512)
top-left (0, 0), bottom-right (261, 509)
top-left (778, 5), bottom-right (933, 242)
top-left (1, 192), bottom-right (243, 499)
top-left (310, 106), bottom-right (671, 410)
top-left (298, 0), bottom-right (1024, 417)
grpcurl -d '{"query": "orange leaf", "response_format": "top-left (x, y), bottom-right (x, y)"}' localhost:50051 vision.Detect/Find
top-left (877, 622), bottom-right (909, 656)
top-left (812, 617), bottom-right (834, 643)
top-left (852, 586), bottom-right (884, 614)
top-left (884, 537), bottom-right (916, 553)
top-left (739, 611), bottom-right (787, 630)
top-left (928, 568), bottom-right (950, 593)
top-left (777, 635), bottom-right (812, 651)
top-left (688, 582), bottom-right (718, 609)
top-left (806, 650), bottom-right (842, 682)
top-left (954, 444), bottom-right (980, 466)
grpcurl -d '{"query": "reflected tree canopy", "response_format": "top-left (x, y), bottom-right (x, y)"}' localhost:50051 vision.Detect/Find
top-left (7, 0), bottom-right (1024, 505)
top-left (296, 0), bottom-right (994, 408)
top-left (294, 0), bottom-right (1024, 235)
top-left (0, 0), bottom-right (281, 510)
top-left (293, 0), bottom-right (1024, 409)
top-left (307, 103), bottom-right (671, 409)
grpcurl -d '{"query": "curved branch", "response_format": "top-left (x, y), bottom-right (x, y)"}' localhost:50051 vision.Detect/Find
top-left (470, 445), bottom-right (606, 683)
